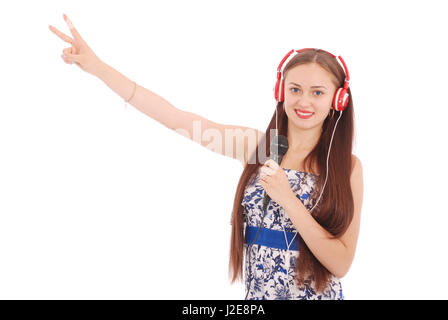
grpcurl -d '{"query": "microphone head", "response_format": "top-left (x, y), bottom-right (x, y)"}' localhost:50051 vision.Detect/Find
top-left (270, 135), bottom-right (289, 162)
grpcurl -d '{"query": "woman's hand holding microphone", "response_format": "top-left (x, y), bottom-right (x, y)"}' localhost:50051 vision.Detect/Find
top-left (259, 159), bottom-right (296, 209)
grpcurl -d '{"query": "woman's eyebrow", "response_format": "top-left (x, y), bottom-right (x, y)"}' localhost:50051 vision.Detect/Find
top-left (288, 82), bottom-right (327, 89)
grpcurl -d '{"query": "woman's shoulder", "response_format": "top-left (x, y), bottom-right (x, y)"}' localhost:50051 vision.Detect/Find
top-left (351, 154), bottom-right (362, 176)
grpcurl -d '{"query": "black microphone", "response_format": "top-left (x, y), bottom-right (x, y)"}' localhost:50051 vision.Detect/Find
top-left (245, 134), bottom-right (289, 300)
top-left (262, 135), bottom-right (289, 212)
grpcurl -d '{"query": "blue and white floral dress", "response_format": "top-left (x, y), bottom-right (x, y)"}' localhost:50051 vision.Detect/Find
top-left (242, 167), bottom-right (344, 300)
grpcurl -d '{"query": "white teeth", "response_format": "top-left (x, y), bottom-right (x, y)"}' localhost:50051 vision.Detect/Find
top-left (296, 110), bottom-right (313, 116)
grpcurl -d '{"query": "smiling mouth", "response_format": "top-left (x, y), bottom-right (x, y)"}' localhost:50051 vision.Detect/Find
top-left (295, 109), bottom-right (314, 118)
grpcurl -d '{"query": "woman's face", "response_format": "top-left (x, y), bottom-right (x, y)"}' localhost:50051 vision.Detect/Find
top-left (283, 63), bottom-right (338, 130)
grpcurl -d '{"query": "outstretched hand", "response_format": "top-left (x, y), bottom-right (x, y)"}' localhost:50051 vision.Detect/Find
top-left (49, 13), bottom-right (103, 76)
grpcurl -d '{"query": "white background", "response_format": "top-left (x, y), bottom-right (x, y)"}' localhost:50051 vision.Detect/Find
top-left (1, 0), bottom-right (447, 299)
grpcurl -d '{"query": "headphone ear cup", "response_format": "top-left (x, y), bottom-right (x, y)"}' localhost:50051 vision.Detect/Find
top-left (333, 87), bottom-right (350, 111)
top-left (274, 80), bottom-right (280, 102)
top-left (274, 72), bottom-right (283, 102)
top-left (280, 79), bottom-right (285, 102)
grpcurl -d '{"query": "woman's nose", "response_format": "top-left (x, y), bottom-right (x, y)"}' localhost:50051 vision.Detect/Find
top-left (296, 96), bottom-right (313, 108)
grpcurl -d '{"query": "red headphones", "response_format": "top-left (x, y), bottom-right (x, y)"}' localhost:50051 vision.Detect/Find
top-left (274, 48), bottom-right (351, 111)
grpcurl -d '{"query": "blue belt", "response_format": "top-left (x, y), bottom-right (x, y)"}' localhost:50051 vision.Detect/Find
top-left (245, 225), bottom-right (301, 251)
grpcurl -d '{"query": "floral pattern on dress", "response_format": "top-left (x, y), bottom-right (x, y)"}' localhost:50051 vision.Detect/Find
top-left (242, 167), bottom-right (344, 300)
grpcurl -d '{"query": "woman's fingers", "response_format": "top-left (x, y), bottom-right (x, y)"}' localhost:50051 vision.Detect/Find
top-left (49, 25), bottom-right (73, 44)
top-left (62, 47), bottom-right (76, 58)
top-left (260, 166), bottom-right (276, 176)
top-left (61, 53), bottom-right (72, 64)
top-left (63, 52), bottom-right (82, 64)
top-left (52, 13), bottom-right (102, 74)
top-left (62, 47), bottom-right (71, 61)
top-left (63, 13), bottom-right (85, 43)
top-left (60, 47), bottom-right (79, 64)
top-left (264, 159), bottom-right (280, 170)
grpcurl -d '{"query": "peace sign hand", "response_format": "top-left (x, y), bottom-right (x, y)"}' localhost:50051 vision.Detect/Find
top-left (49, 13), bottom-right (103, 76)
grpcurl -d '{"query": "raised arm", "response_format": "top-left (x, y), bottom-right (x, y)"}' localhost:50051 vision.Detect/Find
top-left (97, 63), bottom-right (264, 166)
top-left (49, 13), bottom-right (264, 167)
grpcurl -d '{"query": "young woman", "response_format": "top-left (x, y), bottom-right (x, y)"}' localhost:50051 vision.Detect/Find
top-left (49, 14), bottom-right (363, 300)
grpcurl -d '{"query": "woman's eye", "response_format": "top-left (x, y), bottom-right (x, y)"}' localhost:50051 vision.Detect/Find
top-left (290, 88), bottom-right (324, 96)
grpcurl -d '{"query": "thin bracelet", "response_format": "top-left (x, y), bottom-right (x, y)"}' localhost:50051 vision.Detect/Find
top-left (124, 81), bottom-right (137, 109)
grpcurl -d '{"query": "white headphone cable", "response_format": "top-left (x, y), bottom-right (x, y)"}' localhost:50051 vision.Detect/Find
top-left (282, 110), bottom-right (343, 294)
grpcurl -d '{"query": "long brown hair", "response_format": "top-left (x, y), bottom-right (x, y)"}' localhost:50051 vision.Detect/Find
top-left (229, 49), bottom-right (355, 293)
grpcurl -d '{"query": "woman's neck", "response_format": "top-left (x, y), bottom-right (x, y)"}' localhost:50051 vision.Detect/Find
top-left (286, 123), bottom-right (321, 153)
